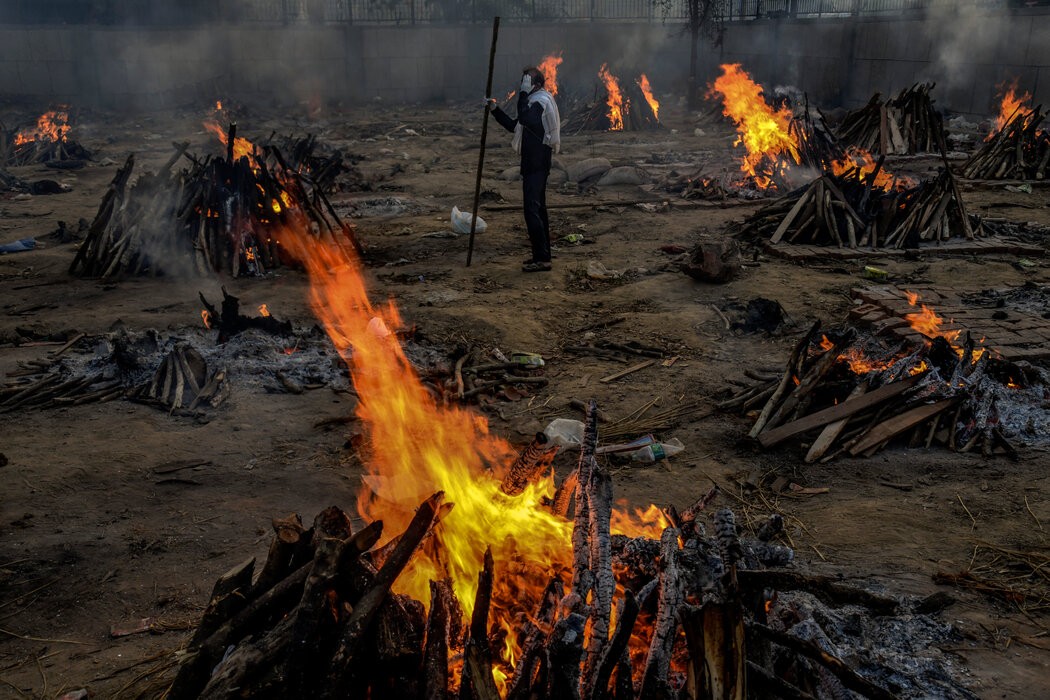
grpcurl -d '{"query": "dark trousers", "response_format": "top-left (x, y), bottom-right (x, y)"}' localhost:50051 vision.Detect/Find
top-left (522, 169), bottom-right (550, 263)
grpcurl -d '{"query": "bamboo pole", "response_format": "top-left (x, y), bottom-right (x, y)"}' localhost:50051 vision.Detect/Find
top-left (466, 16), bottom-right (500, 267)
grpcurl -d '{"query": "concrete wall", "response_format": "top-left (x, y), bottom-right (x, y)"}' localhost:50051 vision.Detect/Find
top-left (704, 7), bottom-right (1050, 117)
top-left (0, 8), bottom-right (1048, 116)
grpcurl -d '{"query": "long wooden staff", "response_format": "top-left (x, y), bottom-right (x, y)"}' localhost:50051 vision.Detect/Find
top-left (466, 16), bottom-right (500, 267)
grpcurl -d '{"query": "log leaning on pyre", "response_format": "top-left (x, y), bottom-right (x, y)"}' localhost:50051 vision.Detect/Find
top-left (960, 104), bottom-right (1050, 180)
top-left (836, 83), bottom-right (946, 156)
top-left (168, 401), bottom-right (900, 699)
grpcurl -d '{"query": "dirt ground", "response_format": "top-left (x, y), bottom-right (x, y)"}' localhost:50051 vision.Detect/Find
top-left (1, 98), bottom-right (1049, 699)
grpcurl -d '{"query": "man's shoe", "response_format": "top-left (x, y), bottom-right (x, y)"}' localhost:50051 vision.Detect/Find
top-left (522, 261), bottom-right (552, 272)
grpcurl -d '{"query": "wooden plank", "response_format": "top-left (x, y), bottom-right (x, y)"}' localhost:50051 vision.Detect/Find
top-left (769, 189), bottom-right (811, 244)
top-left (757, 372), bottom-right (927, 448)
top-left (599, 359), bottom-right (655, 383)
top-left (848, 398), bottom-right (958, 456)
top-left (804, 382), bottom-right (869, 463)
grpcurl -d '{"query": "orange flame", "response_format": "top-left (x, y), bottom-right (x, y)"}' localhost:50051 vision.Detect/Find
top-left (638, 74), bottom-right (659, 121)
top-left (216, 100), bottom-right (223, 111)
top-left (14, 110), bottom-right (71, 147)
top-left (277, 224), bottom-right (666, 690)
top-left (708, 64), bottom-right (798, 188)
top-left (537, 53), bottom-right (563, 96)
top-left (599, 63), bottom-right (625, 131)
top-left (258, 304), bottom-right (270, 317)
top-left (830, 146), bottom-right (912, 191)
top-left (988, 79), bottom-right (1033, 139)
top-left (201, 310), bottom-right (212, 329)
top-left (203, 120), bottom-right (258, 164)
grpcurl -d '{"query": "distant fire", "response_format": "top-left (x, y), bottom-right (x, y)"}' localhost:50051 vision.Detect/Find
top-left (988, 78), bottom-right (1035, 139)
top-left (599, 63), bottom-right (624, 131)
top-left (258, 303), bottom-right (271, 317)
top-left (14, 110), bottom-right (71, 147)
top-left (201, 310), bottom-right (212, 329)
top-left (537, 52), bottom-right (563, 96)
top-left (637, 73), bottom-right (659, 120)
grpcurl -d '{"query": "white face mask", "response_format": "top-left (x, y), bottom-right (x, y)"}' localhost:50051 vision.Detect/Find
top-left (520, 74), bottom-right (533, 93)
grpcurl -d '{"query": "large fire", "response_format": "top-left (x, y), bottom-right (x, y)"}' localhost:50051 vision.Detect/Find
top-left (708, 63), bottom-right (799, 188)
top-left (988, 78), bottom-right (1034, 139)
top-left (278, 225), bottom-right (665, 690)
top-left (599, 63), bottom-right (624, 131)
top-left (709, 63), bottom-right (905, 191)
top-left (637, 73), bottom-right (659, 121)
top-left (13, 109), bottom-right (71, 147)
top-left (538, 52), bottom-right (563, 96)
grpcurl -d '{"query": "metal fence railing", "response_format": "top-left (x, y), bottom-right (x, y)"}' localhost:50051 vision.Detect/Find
top-left (0, 0), bottom-right (1038, 25)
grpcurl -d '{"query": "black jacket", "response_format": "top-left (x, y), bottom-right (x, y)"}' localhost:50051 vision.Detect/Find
top-left (493, 91), bottom-right (553, 176)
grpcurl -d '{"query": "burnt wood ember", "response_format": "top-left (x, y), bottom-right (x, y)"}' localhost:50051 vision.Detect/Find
top-left (69, 127), bottom-right (360, 280)
top-left (132, 343), bottom-right (228, 412)
top-left (961, 104), bottom-right (1050, 180)
top-left (719, 317), bottom-right (1036, 460)
top-left (198, 287), bottom-right (293, 343)
top-left (837, 84), bottom-right (946, 156)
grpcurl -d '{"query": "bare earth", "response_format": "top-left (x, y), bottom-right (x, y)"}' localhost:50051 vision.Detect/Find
top-left (1, 100), bottom-right (1049, 698)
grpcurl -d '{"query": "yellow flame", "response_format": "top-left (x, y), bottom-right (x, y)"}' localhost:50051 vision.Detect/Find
top-left (537, 53), bottom-right (563, 96)
top-left (989, 78), bottom-right (1033, 139)
top-left (14, 110), bottom-right (71, 147)
top-left (638, 73), bottom-right (659, 121)
top-left (258, 304), bottom-right (270, 317)
top-left (599, 63), bottom-right (625, 131)
top-left (276, 222), bottom-right (667, 691)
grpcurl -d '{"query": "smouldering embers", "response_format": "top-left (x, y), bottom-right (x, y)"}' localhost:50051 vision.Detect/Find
top-left (816, 292), bottom-right (1049, 446)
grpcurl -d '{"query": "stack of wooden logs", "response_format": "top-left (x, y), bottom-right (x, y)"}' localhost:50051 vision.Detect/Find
top-left (719, 322), bottom-right (1020, 461)
top-left (564, 81), bottom-right (661, 133)
top-left (267, 132), bottom-right (358, 193)
top-left (168, 401), bottom-right (899, 699)
top-left (736, 164), bottom-right (975, 248)
top-left (837, 84), bottom-right (946, 155)
top-left (0, 364), bottom-right (123, 412)
top-left (788, 104), bottom-right (845, 175)
top-left (128, 344), bottom-right (229, 413)
top-left (960, 104), bottom-right (1050, 180)
top-left (69, 127), bottom-right (360, 280)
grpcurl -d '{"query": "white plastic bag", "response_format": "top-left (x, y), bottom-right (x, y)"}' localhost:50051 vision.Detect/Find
top-left (451, 206), bottom-right (486, 234)
top-left (543, 419), bottom-right (585, 450)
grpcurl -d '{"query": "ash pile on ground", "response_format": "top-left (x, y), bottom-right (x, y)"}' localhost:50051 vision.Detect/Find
top-left (771, 589), bottom-right (977, 699)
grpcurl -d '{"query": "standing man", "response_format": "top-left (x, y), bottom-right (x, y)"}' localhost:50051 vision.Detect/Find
top-left (488, 67), bottom-right (561, 272)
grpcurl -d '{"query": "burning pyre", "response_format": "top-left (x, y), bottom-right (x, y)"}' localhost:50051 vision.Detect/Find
top-left (565, 64), bottom-right (661, 133)
top-left (127, 186), bottom-right (967, 697)
top-left (69, 120), bottom-right (358, 279)
top-left (707, 64), bottom-right (899, 194)
top-left (1, 108), bottom-right (91, 166)
top-left (720, 291), bottom-right (1043, 461)
top-left (962, 79), bottom-right (1050, 180)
